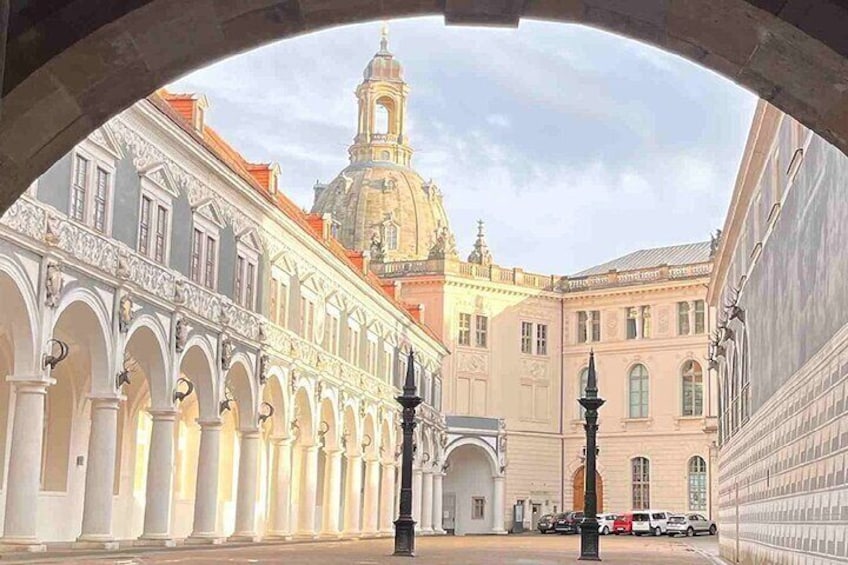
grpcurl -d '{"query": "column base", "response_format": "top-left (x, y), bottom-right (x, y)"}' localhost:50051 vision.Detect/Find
top-left (74, 538), bottom-right (120, 550)
top-left (292, 532), bottom-right (319, 541)
top-left (135, 537), bottom-right (178, 548)
top-left (185, 534), bottom-right (226, 545)
top-left (433, 528), bottom-right (447, 535)
top-left (342, 531), bottom-right (363, 539)
top-left (228, 533), bottom-right (262, 543)
top-left (0, 539), bottom-right (47, 553)
top-left (318, 532), bottom-right (343, 540)
top-left (420, 527), bottom-right (434, 536)
top-left (491, 528), bottom-right (508, 535)
top-left (263, 532), bottom-right (293, 541)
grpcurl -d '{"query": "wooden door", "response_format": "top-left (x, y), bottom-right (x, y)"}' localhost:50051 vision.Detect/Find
top-left (572, 466), bottom-right (604, 512)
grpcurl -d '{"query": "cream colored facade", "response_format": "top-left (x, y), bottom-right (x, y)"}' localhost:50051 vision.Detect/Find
top-left (317, 32), bottom-right (720, 533)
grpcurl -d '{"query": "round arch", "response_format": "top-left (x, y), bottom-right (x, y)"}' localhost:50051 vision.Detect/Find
top-left (52, 288), bottom-right (114, 392)
top-left (224, 354), bottom-right (256, 429)
top-left (0, 257), bottom-right (39, 373)
top-left (123, 315), bottom-right (171, 409)
top-left (261, 365), bottom-right (289, 438)
top-left (444, 436), bottom-right (499, 476)
top-left (3, 3), bottom-right (848, 214)
top-left (179, 337), bottom-right (218, 420)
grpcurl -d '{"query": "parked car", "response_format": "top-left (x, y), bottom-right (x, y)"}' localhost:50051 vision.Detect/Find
top-left (537, 513), bottom-right (558, 534)
top-left (597, 513), bottom-right (617, 535)
top-left (613, 513), bottom-right (633, 535)
top-left (554, 511), bottom-right (584, 534)
top-left (631, 510), bottom-right (672, 536)
top-left (666, 513), bottom-right (717, 537)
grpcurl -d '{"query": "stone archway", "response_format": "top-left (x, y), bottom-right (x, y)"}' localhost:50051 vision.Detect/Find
top-left (571, 466), bottom-right (604, 513)
top-left (3, 1), bottom-right (848, 213)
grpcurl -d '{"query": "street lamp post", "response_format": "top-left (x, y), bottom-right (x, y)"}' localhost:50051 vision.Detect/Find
top-left (394, 349), bottom-right (421, 557)
top-left (578, 351), bottom-right (605, 561)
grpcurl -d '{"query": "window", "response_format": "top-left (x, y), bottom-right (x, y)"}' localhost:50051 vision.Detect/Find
top-left (190, 225), bottom-right (218, 290)
top-left (71, 155), bottom-right (88, 222)
top-left (536, 324), bottom-right (548, 355)
top-left (384, 222), bottom-right (399, 251)
top-left (628, 364), bottom-right (649, 418)
top-left (471, 497), bottom-right (486, 520)
top-left (70, 153), bottom-right (114, 233)
top-left (631, 457), bottom-right (650, 510)
top-left (521, 321), bottom-right (533, 354)
top-left (688, 456), bottom-right (707, 511)
top-left (383, 347), bottom-right (393, 383)
top-left (475, 315), bottom-right (488, 348)
top-left (234, 253), bottom-right (258, 309)
top-left (300, 296), bottom-right (315, 340)
top-left (269, 275), bottom-right (289, 327)
top-left (458, 313), bottom-right (471, 346)
top-left (626, 306), bottom-right (651, 339)
top-left (677, 302), bottom-right (690, 335)
top-left (93, 167), bottom-right (109, 232)
top-left (325, 312), bottom-right (340, 355)
top-left (137, 194), bottom-right (170, 264)
top-left (577, 311), bottom-right (600, 343)
top-left (367, 336), bottom-right (378, 374)
top-left (694, 301), bottom-right (705, 334)
top-left (348, 323), bottom-right (361, 366)
top-left (681, 360), bottom-right (704, 417)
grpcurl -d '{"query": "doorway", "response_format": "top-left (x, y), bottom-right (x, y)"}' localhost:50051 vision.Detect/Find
top-left (572, 466), bottom-right (604, 512)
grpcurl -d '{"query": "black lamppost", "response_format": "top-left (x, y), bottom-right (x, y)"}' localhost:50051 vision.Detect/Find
top-left (578, 351), bottom-right (605, 561)
top-left (394, 349), bottom-right (421, 557)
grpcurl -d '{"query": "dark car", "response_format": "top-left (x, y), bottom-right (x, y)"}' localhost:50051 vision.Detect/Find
top-left (537, 513), bottom-right (557, 534)
top-left (554, 511), bottom-right (584, 534)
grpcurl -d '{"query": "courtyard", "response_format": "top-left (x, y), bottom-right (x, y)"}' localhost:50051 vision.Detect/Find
top-left (0, 535), bottom-right (720, 564)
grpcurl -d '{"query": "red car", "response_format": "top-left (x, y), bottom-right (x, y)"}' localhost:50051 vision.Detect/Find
top-left (613, 513), bottom-right (633, 535)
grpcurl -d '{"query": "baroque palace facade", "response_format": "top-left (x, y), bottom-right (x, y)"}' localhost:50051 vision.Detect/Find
top-left (311, 33), bottom-right (719, 534)
top-left (0, 89), bottom-right (449, 549)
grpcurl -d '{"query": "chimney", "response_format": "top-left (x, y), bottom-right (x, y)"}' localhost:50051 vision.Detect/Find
top-left (381, 279), bottom-right (401, 300)
top-left (405, 303), bottom-right (425, 323)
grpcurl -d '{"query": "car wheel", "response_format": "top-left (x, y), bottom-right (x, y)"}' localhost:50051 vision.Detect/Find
top-left (686, 527), bottom-right (694, 537)
top-left (601, 526), bottom-right (609, 535)
top-left (653, 527), bottom-right (661, 536)
top-left (709, 525), bottom-right (717, 536)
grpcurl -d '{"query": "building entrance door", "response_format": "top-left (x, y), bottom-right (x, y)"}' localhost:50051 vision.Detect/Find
top-left (443, 493), bottom-right (456, 534)
top-left (572, 466), bottom-right (604, 512)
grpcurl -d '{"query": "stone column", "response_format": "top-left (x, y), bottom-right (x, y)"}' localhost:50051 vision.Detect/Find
top-left (297, 445), bottom-right (319, 537)
top-left (421, 470), bottom-right (434, 534)
top-left (138, 409), bottom-right (177, 545)
top-left (378, 462), bottom-right (396, 534)
top-left (77, 396), bottom-right (121, 548)
top-left (412, 467), bottom-right (423, 530)
top-left (635, 309), bottom-right (643, 339)
top-left (492, 476), bottom-right (507, 534)
top-left (361, 457), bottom-right (380, 535)
top-left (585, 316), bottom-right (593, 343)
top-left (188, 419), bottom-right (224, 544)
top-left (432, 472), bottom-right (445, 534)
top-left (230, 428), bottom-right (261, 542)
top-left (0, 379), bottom-right (49, 550)
top-left (266, 437), bottom-right (293, 539)
top-left (320, 449), bottom-right (343, 537)
top-left (342, 452), bottom-right (363, 536)
top-left (689, 300), bottom-right (697, 334)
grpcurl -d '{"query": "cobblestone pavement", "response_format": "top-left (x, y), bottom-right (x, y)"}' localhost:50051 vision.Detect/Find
top-left (2, 534), bottom-right (719, 565)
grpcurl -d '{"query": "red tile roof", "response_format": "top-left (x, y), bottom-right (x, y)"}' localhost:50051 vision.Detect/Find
top-left (151, 89), bottom-right (445, 348)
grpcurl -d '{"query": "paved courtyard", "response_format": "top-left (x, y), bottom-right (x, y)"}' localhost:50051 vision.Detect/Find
top-left (2, 534), bottom-right (721, 564)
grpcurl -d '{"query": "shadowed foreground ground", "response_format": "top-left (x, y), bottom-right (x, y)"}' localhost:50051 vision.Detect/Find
top-left (1, 534), bottom-right (720, 564)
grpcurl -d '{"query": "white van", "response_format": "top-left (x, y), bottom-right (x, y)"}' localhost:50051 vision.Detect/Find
top-left (631, 510), bottom-right (672, 536)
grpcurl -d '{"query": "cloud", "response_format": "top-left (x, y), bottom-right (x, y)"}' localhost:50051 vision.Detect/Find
top-left (486, 114), bottom-right (511, 128)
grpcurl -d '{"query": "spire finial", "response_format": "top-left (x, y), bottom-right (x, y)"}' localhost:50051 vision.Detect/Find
top-left (380, 22), bottom-right (389, 52)
top-left (467, 219), bottom-right (493, 266)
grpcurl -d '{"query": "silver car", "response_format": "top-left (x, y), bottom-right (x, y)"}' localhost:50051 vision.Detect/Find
top-left (666, 513), bottom-right (716, 537)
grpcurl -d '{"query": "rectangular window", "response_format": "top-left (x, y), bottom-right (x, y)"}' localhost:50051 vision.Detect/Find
top-left (139, 196), bottom-right (152, 256)
top-left (521, 321), bottom-right (533, 353)
top-left (93, 168), bottom-right (109, 232)
top-left (154, 205), bottom-right (167, 263)
top-left (190, 229), bottom-right (203, 284)
top-left (475, 315), bottom-right (488, 348)
top-left (300, 297), bottom-right (314, 340)
top-left (71, 155), bottom-right (88, 222)
top-left (235, 256), bottom-right (245, 304)
top-left (536, 324), bottom-right (548, 355)
top-left (678, 302), bottom-right (691, 335)
top-left (471, 497), bottom-right (485, 520)
top-left (694, 301), bottom-right (705, 334)
top-left (277, 281), bottom-right (288, 327)
top-left (325, 314), bottom-right (339, 355)
top-left (626, 307), bottom-right (638, 339)
top-left (348, 325), bottom-right (361, 366)
top-left (269, 278), bottom-right (279, 325)
top-left (204, 235), bottom-right (216, 289)
top-left (591, 311), bottom-right (600, 342)
top-left (458, 313), bottom-right (471, 346)
top-left (577, 311), bottom-right (588, 343)
top-left (641, 306), bottom-right (651, 338)
top-left (245, 262), bottom-right (255, 308)
top-left (383, 349), bottom-right (393, 382)
top-left (368, 339), bottom-right (378, 374)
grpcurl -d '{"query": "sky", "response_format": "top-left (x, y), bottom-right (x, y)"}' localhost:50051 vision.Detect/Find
top-left (169, 17), bottom-right (757, 275)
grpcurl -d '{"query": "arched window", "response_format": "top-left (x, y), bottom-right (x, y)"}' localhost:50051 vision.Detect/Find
top-left (374, 102), bottom-right (390, 134)
top-left (681, 360), bottom-right (704, 416)
top-left (687, 456), bottom-right (707, 511)
top-left (631, 457), bottom-right (650, 509)
top-left (628, 364), bottom-right (649, 418)
top-left (384, 222), bottom-right (399, 251)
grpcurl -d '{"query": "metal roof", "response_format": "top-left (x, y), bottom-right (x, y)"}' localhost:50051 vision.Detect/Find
top-left (571, 241), bottom-right (712, 277)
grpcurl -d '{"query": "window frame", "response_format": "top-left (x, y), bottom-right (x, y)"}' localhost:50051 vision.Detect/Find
top-left (475, 315), bottom-right (489, 349)
top-left (384, 221), bottom-right (400, 251)
top-left (681, 360), bottom-right (704, 417)
top-left (458, 313), bottom-right (472, 346)
top-left (234, 239), bottom-right (260, 310)
top-left (68, 147), bottom-right (116, 235)
top-left (347, 319), bottom-right (362, 367)
top-left (628, 364), bottom-right (650, 419)
top-left (471, 496), bottom-right (486, 520)
top-left (536, 323), bottom-right (548, 356)
top-left (137, 178), bottom-right (174, 265)
top-left (189, 212), bottom-right (221, 290)
top-left (687, 456), bottom-right (708, 511)
top-left (631, 457), bottom-right (651, 510)
top-left (521, 321), bottom-right (533, 354)
top-left (269, 269), bottom-right (290, 328)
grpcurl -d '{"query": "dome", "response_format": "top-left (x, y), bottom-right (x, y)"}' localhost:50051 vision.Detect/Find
top-left (363, 31), bottom-right (404, 82)
top-left (311, 162), bottom-right (455, 262)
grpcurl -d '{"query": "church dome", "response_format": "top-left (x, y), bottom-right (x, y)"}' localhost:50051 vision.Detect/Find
top-left (363, 35), bottom-right (404, 82)
top-left (312, 163), bottom-right (454, 262)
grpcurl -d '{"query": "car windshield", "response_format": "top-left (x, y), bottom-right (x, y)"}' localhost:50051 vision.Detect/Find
top-left (668, 515), bottom-right (686, 523)
top-left (539, 514), bottom-right (552, 520)
top-left (632, 513), bottom-right (649, 521)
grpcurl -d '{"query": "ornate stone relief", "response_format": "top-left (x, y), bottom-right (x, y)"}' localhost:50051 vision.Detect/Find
top-left (258, 353), bottom-right (269, 385)
top-left (174, 316), bottom-right (189, 353)
top-left (118, 293), bottom-right (134, 333)
top-left (44, 261), bottom-right (64, 308)
top-left (220, 335), bottom-right (234, 371)
top-left (657, 306), bottom-right (670, 335)
top-left (456, 352), bottom-right (487, 374)
top-left (523, 359), bottom-right (549, 381)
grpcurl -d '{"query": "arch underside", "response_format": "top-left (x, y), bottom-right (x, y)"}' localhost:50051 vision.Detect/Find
top-left (2, 1), bottom-right (848, 213)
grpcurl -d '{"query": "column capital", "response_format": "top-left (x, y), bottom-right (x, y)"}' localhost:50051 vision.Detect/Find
top-left (323, 447), bottom-right (343, 457)
top-left (88, 395), bottom-right (123, 410)
top-left (238, 428), bottom-right (261, 439)
top-left (270, 435), bottom-right (293, 446)
top-left (345, 451), bottom-right (363, 462)
top-left (5, 376), bottom-right (53, 393)
top-left (147, 408), bottom-right (179, 420)
top-left (196, 418), bottom-right (223, 430)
